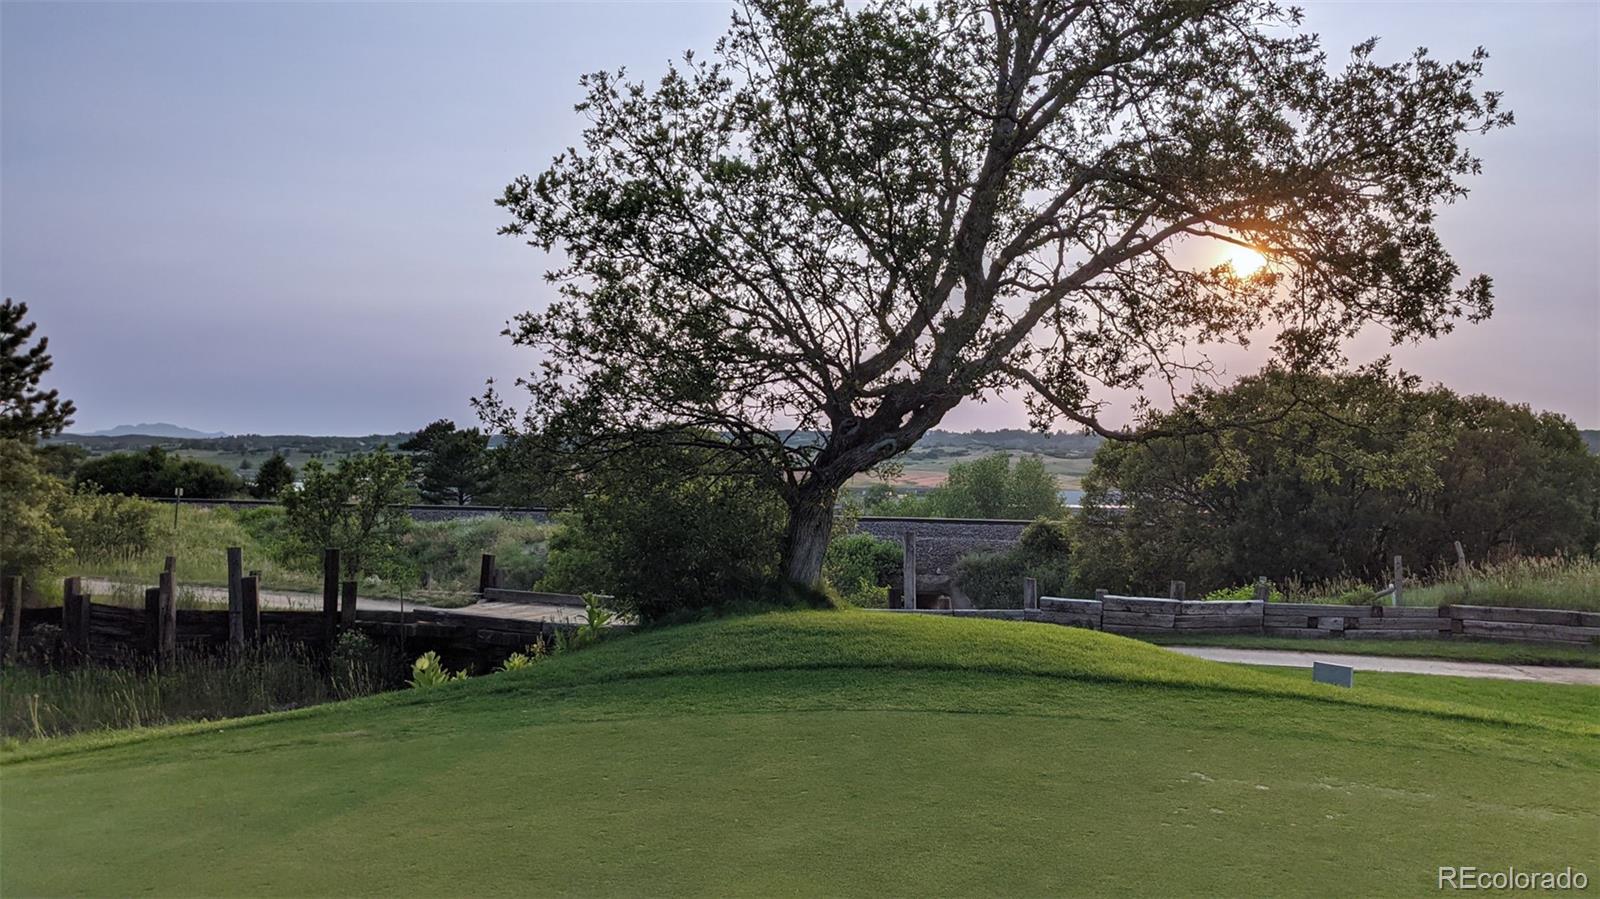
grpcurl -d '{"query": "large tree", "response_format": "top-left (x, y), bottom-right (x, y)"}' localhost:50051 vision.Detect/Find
top-left (487, 0), bottom-right (1510, 585)
top-left (1072, 367), bottom-right (1600, 593)
top-left (399, 419), bottom-right (491, 505)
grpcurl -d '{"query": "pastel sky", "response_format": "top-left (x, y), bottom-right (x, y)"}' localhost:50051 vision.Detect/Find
top-left (3, 1), bottom-right (1596, 435)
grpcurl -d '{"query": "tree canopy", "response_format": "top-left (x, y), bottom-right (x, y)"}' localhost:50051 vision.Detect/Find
top-left (400, 420), bottom-right (491, 505)
top-left (867, 452), bottom-right (1065, 519)
top-left (2, 298), bottom-right (74, 441)
top-left (487, 0), bottom-right (1511, 584)
top-left (1072, 367), bottom-right (1600, 594)
top-left (74, 447), bottom-right (244, 499)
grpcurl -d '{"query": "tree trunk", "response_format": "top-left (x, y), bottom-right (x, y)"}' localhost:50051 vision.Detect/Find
top-left (781, 488), bottom-right (838, 587)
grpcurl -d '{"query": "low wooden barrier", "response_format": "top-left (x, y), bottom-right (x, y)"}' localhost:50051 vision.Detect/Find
top-left (9, 599), bottom-right (572, 672)
top-left (1, 547), bottom-right (584, 675)
top-left (888, 594), bottom-right (1600, 647)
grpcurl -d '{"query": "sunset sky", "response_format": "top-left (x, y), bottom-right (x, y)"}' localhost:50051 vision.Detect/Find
top-left (4, 1), bottom-right (1596, 435)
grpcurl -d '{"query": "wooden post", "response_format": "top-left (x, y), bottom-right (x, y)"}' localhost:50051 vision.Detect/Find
top-left (1169, 580), bottom-right (1185, 601)
top-left (240, 576), bottom-right (261, 643)
top-left (164, 555), bottom-right (177, 574)
top-left (901, 536), bottom-right (917, 610)
top-left (341, 580), bottom-right (358, 627)
top-left (1454, 541), bottom-right (1470, 598)
top-left (144, 586), bottom-right (161, 657)
top-left (1253, 577), bottom-right (1270, 602)
top-left (1392, 555), bottom-right (1404, 607)
top-left (1093, 589), bottom-right (1108, 630)
top-left (157, 570), bottom-right (177, 667)
top-left (322, 548), bottom-right (340, 643)
top-left (3, 575), bottom-right (21, 664)
top-left (63, 577), bottom-right (89, 661)
top-left (1022, 577), bottom-right (1038, 611)
top-left (226, 546), bottom-right (244, 652)
top-left (478, 553), bottom-right (496, 597)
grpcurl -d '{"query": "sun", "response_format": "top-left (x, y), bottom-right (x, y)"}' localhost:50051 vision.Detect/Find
top-left (1219, 242), bottom-right (1268, 275)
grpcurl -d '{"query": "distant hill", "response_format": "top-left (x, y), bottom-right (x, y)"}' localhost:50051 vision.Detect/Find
top-left (1581, 429), bottom-right (1599, 454)
top-left (86, 423), bottom-right (227, 439)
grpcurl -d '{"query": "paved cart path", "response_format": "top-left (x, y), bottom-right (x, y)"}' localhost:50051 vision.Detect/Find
top-left (81, 578), bottom-right (584, 624)
top-left (1166, 645), bottom-right (1600, 686)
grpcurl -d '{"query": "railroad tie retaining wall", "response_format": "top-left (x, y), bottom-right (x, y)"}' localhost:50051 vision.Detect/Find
top-left (886, 596), bottom-right (1599, 646)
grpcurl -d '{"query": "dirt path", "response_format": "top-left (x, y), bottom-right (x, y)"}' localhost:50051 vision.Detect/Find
top-left (80, 578), bottom-right (585, 625)
top-left (1166, 645), bottom-right (1600, 686)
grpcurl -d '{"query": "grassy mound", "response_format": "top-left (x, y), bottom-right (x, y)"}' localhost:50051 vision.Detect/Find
top-left (4, 610), bottom-right (1597, 896)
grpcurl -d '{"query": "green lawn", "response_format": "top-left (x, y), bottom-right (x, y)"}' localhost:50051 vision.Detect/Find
top-left (4, 611), bottom-right (1597, 897)
top-left (1143, 633), bottom-right (1600, 668)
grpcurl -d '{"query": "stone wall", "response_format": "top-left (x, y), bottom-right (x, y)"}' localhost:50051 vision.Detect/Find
top-left (855, 517), bottom-right (1030, 608)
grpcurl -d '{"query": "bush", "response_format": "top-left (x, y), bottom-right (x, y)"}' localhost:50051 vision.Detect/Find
top-left (402, 518), bottom-right (549, 590)
top-left (1202, 583), bottom-right (1286, 603)
top-left (330, 631), bottom-right (403, 698)
top-left (822, 534), bottom-right (902, 607)
top-left (408, 651), bottom-right (466, 688)
top-left (0, 440), bottom-right (70, 593)
top-left (537, 446), bottom-right (788, 623)
top-left (954, 517), bottom-right (1073, 608)
top-left (54, 488), bottom-right (158, 562)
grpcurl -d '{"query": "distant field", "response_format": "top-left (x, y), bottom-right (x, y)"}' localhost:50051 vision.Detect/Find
top-left (849, 447), bottom-right (1093, 489)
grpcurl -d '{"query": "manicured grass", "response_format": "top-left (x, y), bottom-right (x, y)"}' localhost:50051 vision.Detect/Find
top-left (1143, 633), bottom-right (1600, 668)
top-left (4, 611), bottom-right (1596, 897)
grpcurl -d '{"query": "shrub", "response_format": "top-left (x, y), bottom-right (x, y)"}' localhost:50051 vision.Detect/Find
top-left (954, 517), bottom-right (1073, 608)
top-left (330, 631), bottom-right (402, 698)
top-left (537, 446), bottom-right (788, 623)
top-left (402, 518), bottom-right (549, 590)
top-left (822, 534), bottom-right (902, 608)
top-left (54, 488), bottom-right (158, 562)
top-left (408, 651), bottom-right (467, 688)
top-left (1202, 583), bottom-right (1286, 603)
top-left (0, 440), bottom-right (70, 593)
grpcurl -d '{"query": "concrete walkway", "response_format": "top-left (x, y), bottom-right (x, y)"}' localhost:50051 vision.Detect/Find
top-left (1167, 646), bottom-right (1600, 686)
top-left (81, 578), bottom-right (585, 625)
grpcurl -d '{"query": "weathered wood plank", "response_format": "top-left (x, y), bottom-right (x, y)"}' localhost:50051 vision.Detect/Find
top-left (1101, 596), bottom-right (1182, 614)
top-left (1102, 610), bottom-right (1176, 628)
top-left (482, 588), bottom-right (587, 608)
top-left (1177, 600), bottom-right (1261, 615)
top-left (1460, 619), bottom-right (1600, 643)
top-left (1444, 605), bottom-right (1584, 627)
top-left (1266, 603), bottom-right (1379, 616)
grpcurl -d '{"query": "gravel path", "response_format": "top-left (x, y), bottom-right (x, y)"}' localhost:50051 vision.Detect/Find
top-left (1166, 645), bottom-right (1600, 686)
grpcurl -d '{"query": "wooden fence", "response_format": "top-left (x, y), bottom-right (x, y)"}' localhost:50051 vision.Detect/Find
top-left (0, 550), bottom-right (574, 674)
top-left (889, 592), bottom-right (1600, 646)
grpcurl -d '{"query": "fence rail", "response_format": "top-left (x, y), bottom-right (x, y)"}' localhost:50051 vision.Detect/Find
top-left (884, 594), bottom-right (1600, 646)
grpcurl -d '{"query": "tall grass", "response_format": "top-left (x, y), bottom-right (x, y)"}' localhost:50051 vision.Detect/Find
top-left (64, 505), bottom-right (552, 604)
top-left (0, 634), bottom-right (403, 742)
top-left (1283, 556), bottom-right (1600, 612)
